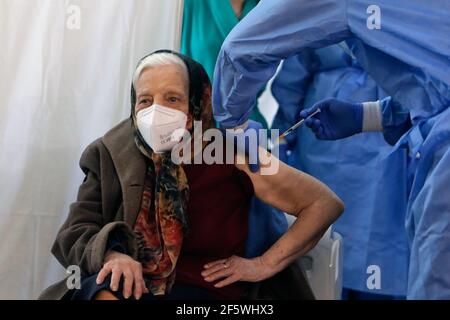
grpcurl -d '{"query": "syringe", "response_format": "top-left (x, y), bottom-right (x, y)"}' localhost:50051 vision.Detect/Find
top-left (276, 108), bottom-right (321, 143)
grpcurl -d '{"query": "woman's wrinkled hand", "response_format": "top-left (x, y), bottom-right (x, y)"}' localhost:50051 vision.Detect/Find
top-left (201, 255), bottom-right (275, 288)
top-left (96, 250), bottom-right (149, 300)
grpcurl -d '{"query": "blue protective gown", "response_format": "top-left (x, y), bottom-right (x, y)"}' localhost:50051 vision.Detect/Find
top-left (271, 44), bottom-right (409, 296)
top-left (212, 0), bottom-right (450, 299)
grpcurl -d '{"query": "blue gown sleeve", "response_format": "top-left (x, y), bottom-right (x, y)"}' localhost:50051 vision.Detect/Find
top-left (212, 0), bottom-right (351, 129)
top-left (271, 51), bottom-right (315, 147)
top-left (380, 96), bottom-right (412, 145)
top-left (407, 137), bottom-right (450, 299)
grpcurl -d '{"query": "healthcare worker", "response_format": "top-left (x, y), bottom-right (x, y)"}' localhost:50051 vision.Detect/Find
top-left (212, 0), bottom-right (450, 299)
top-left (180, 0), bottom-right (288, 258)
top-left (270, 44), bottom-right (409, 298)
top-left (180, 0), bottom-right (268, 128)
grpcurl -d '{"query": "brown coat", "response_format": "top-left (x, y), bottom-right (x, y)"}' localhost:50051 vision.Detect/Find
top-left (38, 119), bottom-right (314, 300)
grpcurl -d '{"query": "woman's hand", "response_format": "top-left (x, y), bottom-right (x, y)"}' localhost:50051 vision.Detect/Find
top-left (96, 250), bottom-right (149, 300)
top-left (201, 255), bottom-right (275, 288)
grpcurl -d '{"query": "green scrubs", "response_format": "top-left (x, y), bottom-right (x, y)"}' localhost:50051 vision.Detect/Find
top-left (181, 0), bottom-right (268, 128)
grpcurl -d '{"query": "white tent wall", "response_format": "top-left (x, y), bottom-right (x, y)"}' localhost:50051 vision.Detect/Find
top-left (0, 0), bottom-right (184, 299)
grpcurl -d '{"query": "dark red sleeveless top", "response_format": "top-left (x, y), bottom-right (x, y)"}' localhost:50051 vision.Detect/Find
top-left (175, 162), bottom-right (254, 299)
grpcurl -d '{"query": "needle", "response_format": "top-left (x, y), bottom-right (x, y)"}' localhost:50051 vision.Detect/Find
top-left (276, 108), bottom-right (321, 143)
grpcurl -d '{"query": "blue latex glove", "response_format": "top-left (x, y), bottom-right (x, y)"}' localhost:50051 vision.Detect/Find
top-left (223, 120), bottom-right (263, 173)
top-left (299, 98), bottom-right (363, 140)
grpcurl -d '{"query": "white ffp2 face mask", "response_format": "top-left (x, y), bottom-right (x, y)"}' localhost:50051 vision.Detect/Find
top-left (136, 104), bottom-right (188, 153)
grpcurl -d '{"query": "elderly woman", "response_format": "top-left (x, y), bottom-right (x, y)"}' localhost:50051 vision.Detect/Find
top-left (39, 50), bottom-right (343, 300)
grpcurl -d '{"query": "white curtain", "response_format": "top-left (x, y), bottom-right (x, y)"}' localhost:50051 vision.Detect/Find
top-left (0, 0), bottom-right (183, 299)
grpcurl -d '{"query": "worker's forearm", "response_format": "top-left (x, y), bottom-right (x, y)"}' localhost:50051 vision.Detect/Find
top-left (260, 195), bottom-right (343, 275)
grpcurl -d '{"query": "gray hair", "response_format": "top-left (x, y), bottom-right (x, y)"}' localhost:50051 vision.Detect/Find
top-left (132, 52), bottom-right (189, 88)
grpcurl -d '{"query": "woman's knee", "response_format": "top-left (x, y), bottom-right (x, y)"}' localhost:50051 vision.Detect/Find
top-left (94, 290), bottom-right (119, 300)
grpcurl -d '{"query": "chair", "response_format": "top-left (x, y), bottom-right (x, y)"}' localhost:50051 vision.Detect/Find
top-left (285, 214), bottom-right (343, 300)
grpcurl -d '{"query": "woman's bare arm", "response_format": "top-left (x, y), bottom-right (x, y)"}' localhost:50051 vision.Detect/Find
top-left (237, 147), bottom-right (344, 274)
top-left (202, 147), bottom-right (344, 287)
